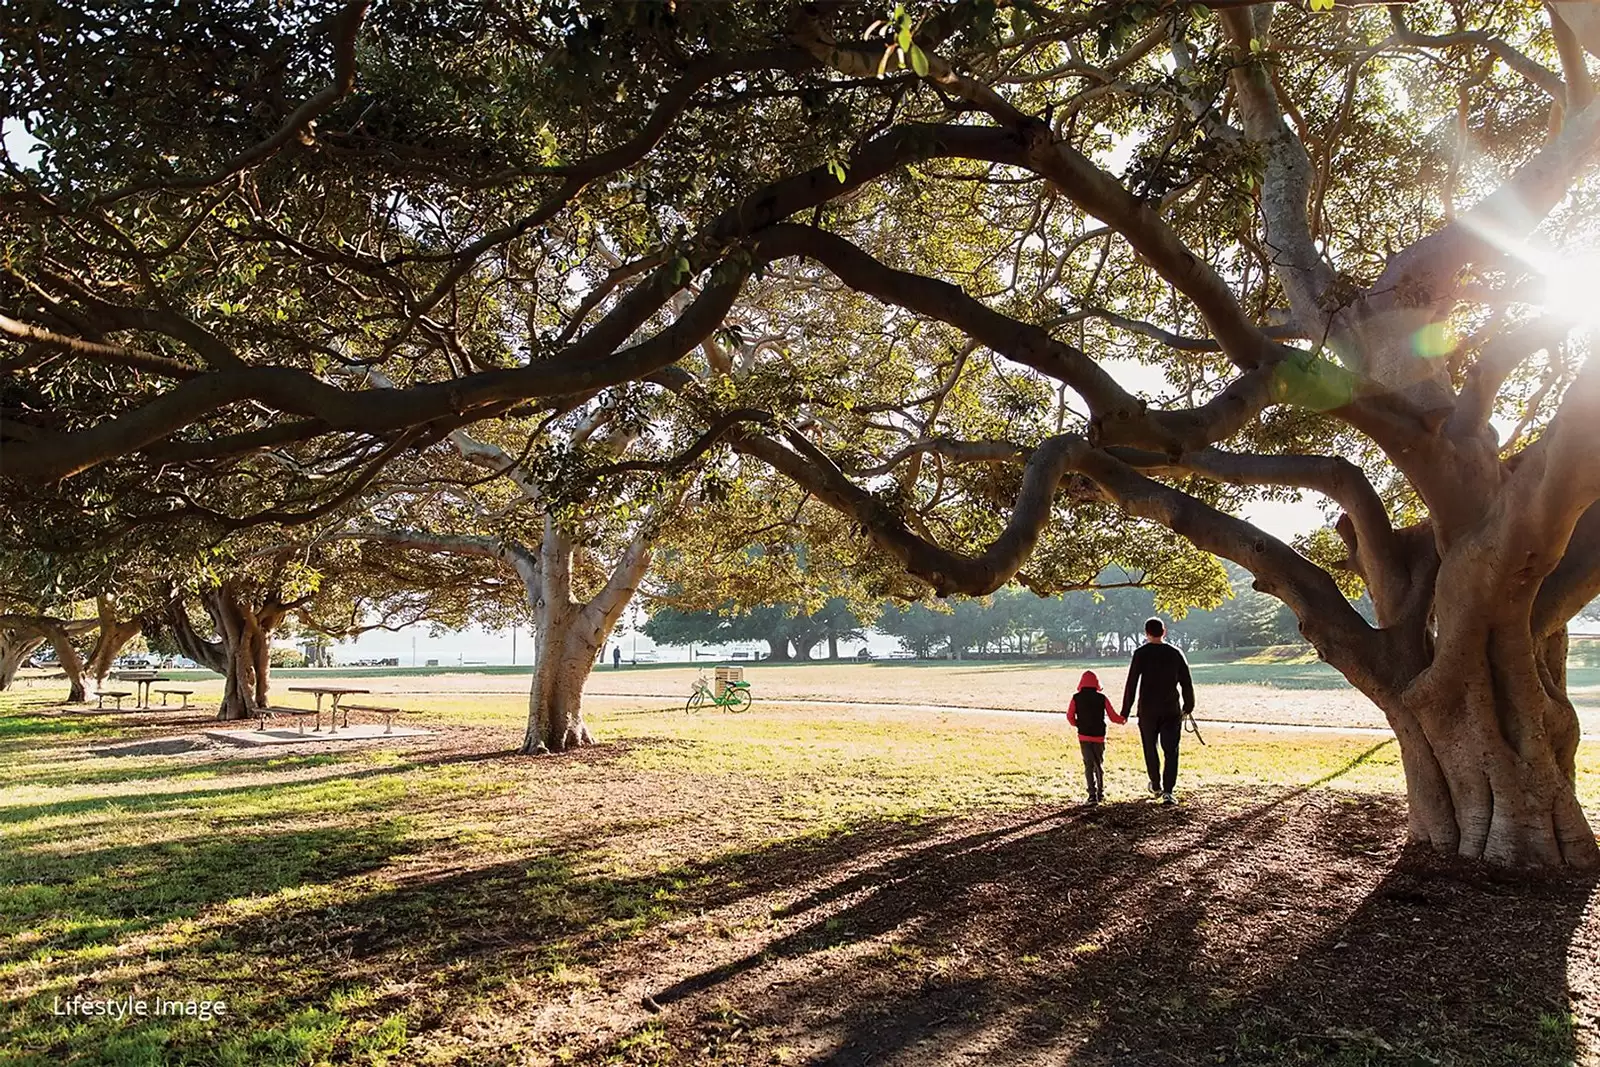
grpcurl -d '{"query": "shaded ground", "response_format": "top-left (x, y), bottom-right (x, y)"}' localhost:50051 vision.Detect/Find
top-left (1, 686), bottom-right (1597, 1065)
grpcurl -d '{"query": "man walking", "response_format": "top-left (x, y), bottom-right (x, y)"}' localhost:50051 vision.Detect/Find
top-left (1120, 617), bottom-right (1195, 806)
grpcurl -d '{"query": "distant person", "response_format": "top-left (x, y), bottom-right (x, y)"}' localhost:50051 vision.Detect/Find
top-left (1067, 670), bottom-right (1125, 805)
top-left (612, 646), bottom-right (622, 669)
top-left (1121, 617), bottom-right (1195, 806)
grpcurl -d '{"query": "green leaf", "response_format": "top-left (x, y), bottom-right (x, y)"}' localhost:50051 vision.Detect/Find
top-left (908, 44), bottom-right (929, 77)
top-left (1309, 0), bottom-right (1335, 10)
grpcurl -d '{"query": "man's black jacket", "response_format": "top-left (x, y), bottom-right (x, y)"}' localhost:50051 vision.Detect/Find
top-left (1121, 642), bottom-right (1196, 720)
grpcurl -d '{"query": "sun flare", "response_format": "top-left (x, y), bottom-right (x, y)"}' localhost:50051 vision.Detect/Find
top-left (1538, 251), bottom-right (1600, 326)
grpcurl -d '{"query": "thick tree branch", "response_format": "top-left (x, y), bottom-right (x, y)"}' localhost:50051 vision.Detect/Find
top-left (1372, 98), bottom-right (1600, 313)
top-left (3, 125), bottom-right (1017, 482)
top-left (396, 48), bottom-right (817, 330)
top-left (731, 428), bottom-right (1086, 597)
top-left (1072, 448), bottom-right (1390, 693)
top-left (758, 223), bottom-right (1282, 451)
top-left (0, 313), bottom-right (203, 379)
top-left (1388, 8), bottom-right (1566, 103)
top-left (1221, 10), bottom-right (1338, 328)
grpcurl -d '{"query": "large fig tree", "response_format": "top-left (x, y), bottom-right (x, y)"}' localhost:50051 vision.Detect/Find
top-left (5, 1), bottom-right (1600, 866)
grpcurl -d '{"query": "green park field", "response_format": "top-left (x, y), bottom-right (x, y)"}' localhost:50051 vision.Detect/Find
top-left (2, 660), bottom-right (1597, 1066)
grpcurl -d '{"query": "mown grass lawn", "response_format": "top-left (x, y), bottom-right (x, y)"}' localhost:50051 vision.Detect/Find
top-left (1, 676), bottom-right (1597, 1066)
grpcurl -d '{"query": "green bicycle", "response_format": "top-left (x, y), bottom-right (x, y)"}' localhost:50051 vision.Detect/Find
top-left (686, 671), bottom-right (752, 713)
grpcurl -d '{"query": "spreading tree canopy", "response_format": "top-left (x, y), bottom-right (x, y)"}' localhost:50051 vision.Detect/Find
top-left (6, 1), bottom-right (1600, 867)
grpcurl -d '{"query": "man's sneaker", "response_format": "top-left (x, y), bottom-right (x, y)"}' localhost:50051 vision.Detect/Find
top-left (1148, 781), bottom-right (1162, 797)
top-left (1161, 792), bottom-right (1176, 806)
top-left (1086, 794), bottom-right (1099, 806)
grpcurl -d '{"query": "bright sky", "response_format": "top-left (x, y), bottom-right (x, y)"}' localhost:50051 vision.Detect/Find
top-left (2, 118), bottom-right (38, 168)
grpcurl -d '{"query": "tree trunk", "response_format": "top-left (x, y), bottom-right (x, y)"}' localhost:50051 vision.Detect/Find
top-left (792, 628), bottom-right (822, 660)
top-left (764, 635), bottom-right (793, 662)
top-left (41, 623), bottom-right (88, 703)
top-left (84, 602), bottom-right (140, 698)
top-left (828, 631), bottom-right (840, 660)
top-left (524, 608), bottom-right (598, 754)
top-left (0, 632), bottom-right (46, 690)
top-left (1379, 629), bottom-right (1598, 870)
top-left (156, 588), bottom-right (277, 721)
top-left (193, 587), bottom-right (267, 722)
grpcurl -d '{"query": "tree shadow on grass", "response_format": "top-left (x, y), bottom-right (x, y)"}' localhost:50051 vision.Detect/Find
top-left (0, 808), bottom-right (971, 1066)
top-left (0, 711), bottom-right (115, 751)
top-left (0, 819), bottom-right (421, 1067)
top-left (0, 739), bottom-right (620, 826)
top-left (0, 821), bottom-right (414, 967)
top-left (7, 752), bottom-right (348, 790)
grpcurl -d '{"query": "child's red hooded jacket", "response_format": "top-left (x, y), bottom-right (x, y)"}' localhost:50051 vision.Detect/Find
top-left (1066, 670), bottom-right (1126, 742)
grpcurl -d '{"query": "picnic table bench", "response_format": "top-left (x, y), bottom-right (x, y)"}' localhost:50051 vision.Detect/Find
top-left (96, 690), bottom-right (134, 710)
top-left (155, 688), bottom-right (194, 709)
top-left (110, 671), bottom-right (170, 709)
top-left (256, 705), bottom-right (322, 734)
top-left (286, 686), bottom-right (369, 732)
top-left (339, 703), bottom-right (415, 734)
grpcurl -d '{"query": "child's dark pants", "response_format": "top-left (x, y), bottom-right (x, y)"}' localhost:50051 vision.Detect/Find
top-left (1080, 740), bottom-right (1105, 798)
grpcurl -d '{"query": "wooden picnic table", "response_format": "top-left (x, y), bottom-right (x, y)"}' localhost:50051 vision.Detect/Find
top-left (111, 671), bottom-right (171, 709)
top-left (285, 686), bottom-right (370, 733)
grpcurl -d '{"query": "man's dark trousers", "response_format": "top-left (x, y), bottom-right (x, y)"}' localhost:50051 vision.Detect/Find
top-left (1140, 713), bottom-right (1181, 793)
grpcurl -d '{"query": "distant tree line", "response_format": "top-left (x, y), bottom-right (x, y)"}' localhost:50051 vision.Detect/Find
top-left (643, 598), bottom-right (865, 661)
top-left (645, 564), bottom-right (1360, 661)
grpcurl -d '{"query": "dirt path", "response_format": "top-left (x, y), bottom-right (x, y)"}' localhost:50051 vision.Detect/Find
top-left (582, 692), bottom-right (1600, 741)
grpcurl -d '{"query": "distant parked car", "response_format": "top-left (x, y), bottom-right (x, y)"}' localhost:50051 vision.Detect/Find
top-left (114, 655), bottom-right (156, 670)
top-left (855, 648), bottom-right (874, 661)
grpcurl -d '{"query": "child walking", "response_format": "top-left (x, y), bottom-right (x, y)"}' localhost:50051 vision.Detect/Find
top-left (1068, 670), bottom-right (1125, 805)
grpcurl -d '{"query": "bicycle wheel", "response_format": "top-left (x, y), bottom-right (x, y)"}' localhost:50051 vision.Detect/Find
top-left (686, 689), bottom-right (706, 713)
top-left (725, 687), bottom-right (751, 713)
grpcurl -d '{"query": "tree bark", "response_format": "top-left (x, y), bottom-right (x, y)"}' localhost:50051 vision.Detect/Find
top-left (40, 622), bottom-right (88, 703)
top-left (202, 586), bottom-right (270, 721)
top-left (524, 604), bottom-right (599, 754)
top-left (84, 597), bottom-right (141, 698)
top-left (0, 631), bottom-right (47, 690)
top-left (1379, 631), bottom-right (1597, 869)
top-left (161, 589), bottom-right (271, 721)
